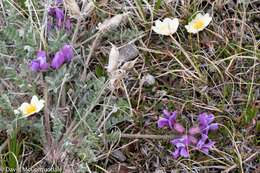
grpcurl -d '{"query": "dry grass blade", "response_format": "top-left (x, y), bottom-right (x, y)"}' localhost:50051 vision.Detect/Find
top-left (1, 0), bottom-right (260, 172)
top-left (64, 0), bottom-right (81, 18)
top-left (82, 1), bottom-right (95, 17)
top-left (98, 13), bottom-right (129, 33)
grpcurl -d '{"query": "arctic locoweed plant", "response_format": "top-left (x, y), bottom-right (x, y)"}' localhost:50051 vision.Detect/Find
top-left (30, 1), bottom-right (75, 72)
top-left (158, 110), bottom-right (218, 159)
top-left (30, 44), bottom-right (74, 72)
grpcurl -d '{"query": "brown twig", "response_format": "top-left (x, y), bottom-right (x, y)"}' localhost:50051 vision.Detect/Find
top-left (121, 133), bottom-right (177, 140)
top-left (43, 82), bottom-right (53, 149)
top-left (80, 33), bottom-right (102, 81)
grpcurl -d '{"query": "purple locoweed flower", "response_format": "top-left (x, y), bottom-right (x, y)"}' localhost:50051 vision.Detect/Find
top-left (157, 110), bottom-right (218, 159)
top-left (48, 7), bottom-right (64, 28)
top-left (158, 110), bottom-right (185, 133)
top-left (55, 0), bottom-right (63, 5)
top-left (196, 134), bottom-right (215, 154)
top-left (188, 126), bottom-right (201, 135)
top-left (51, 50), bottom-right (65, 69)
top-left (198, 113), bottom-right (218, 135)
top-left (158, 109), bottom-right (177, 129)
top-left (171, 135), bottom-right (190, 158)
top-left (61, 44), bottom-right (74, 62)
top-left (30, 51), bottom-right (49, 72)
top-left (51, 44), bottom-right (74, 69)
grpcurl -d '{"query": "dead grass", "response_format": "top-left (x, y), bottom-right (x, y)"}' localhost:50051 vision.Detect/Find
top-left (0, 0), bottom-right (259, 172)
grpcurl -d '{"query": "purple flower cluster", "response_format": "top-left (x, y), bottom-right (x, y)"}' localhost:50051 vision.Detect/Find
top-left (51, 44), bottom-right (74, 69)
top-left (48, 1), bottom-right (72, 32)
top-left (158, 110), bottom-right (218, 159)
top-left (30, 51), bottom-right (49, 72)
top-left (29, 1), bottom-right (75, 72)
top-left (30, 44), bottom-right (74, 72)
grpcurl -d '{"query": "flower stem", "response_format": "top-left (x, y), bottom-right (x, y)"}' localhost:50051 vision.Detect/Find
top-left (169, 35), bottom-right (204, 81)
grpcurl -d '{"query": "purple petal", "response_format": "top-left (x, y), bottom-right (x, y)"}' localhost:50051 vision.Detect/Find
top-left (48, 7), bottom-right (56, 16)
top-left (189, 126), bottom-right (200, 135)
top-left (170, 111), bottom-right (177, 119)
top-left (39, 62), bottom-right (49, 71)
top-left (54, 8), bottom-right (64, 20)
top-left (56, 0), bottom-right (63, 4)
top-left (174, 123), bottom-right (185, 133)
top-left (30, 60), bottom-right (40, 72)
top-left (175, 143), bottom-right (185, 148)
top-left (37, 51), bottom-right (49, 71)
top-left (157, 118), bottom-right (169, 128)
top-left (172, 149), bottom-right (180, 159)
top-left (209, 123), bottom-right (218, 131)
top-left (30, 50), bottom-right (50, 72)
top-left (197, 138), bottom-right (215, 155)
top-left (48, 7), bottom-right (64, 28)
top-left (170, 138), bottom-right (181, 145)
top-left (168, 111), bottom-right (177, 129)
top-left (61, 44), bottom-right (74, 62)
top-left (198, 113), bottom-right (208, 127)
top-left (206, 113), bottom-right (215, 124)
top-left (55, 9), bottom-right (64, 28)
top-left (188, 135), bottom-right (198, 145)
top-left (51, 51), bottom-right (65, 69)
top-left (180, 147), bottom-right (189, 158)
top-left (162, 109), bottom-right (171, 118)
top-left (37, 50), bottom-right (46, 58)
top-left (182, 135), bottom-right (190, 145)
top-left (37, 51), bottom-right (47, 64)
top-left (201, 147), bottom-right (209, 154)
top-left (200, 126), bottom-right (209, 135)
top-left (203, 140), bottom-right (215, 149)
top-left (197, 134), bottom-right (208, 148)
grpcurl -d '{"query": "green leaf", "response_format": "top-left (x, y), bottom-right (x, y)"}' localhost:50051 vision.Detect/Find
top-left (242, 106), bottom-right (258, 124)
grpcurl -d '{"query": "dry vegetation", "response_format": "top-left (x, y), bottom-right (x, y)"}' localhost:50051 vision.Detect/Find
top-left (0, 0), bottom-right (259, 172)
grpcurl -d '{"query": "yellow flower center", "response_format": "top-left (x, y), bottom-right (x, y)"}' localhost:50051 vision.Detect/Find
top-left (24, 104), bottom-right (37, 115)
top-left (159, 24), bottom-right (170, 32)
top-left (193, 20), bottom-right (204, 30)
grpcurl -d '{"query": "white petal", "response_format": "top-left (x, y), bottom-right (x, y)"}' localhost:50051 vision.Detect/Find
top-left (31, 95), bottom-right (39, 104)
top-left (194, 13), bottom-right (203, 20)
top-left (155, 19), bottom-right (162, 27)
top-left (169, 18), bottom-right (179, 33)
top-left (163, 18), bottom-right (172, 23)
top-left (185, 24), bottom-right (198, 34)
top-left (203, 16), bottom-right (212, 27)
top-left (23, 111), bottom-right (37, 117)
top-left (152, 26), bottom-right (166, 35)
top-left (204, 13), bottom-right (210, 18)
top-left (19, 102), bottom-right (29, 112)
top-left (16, 102), bottom-right (30, 116)
top-left (159, 24), bottom-right (172, 35)
top-left (35, 99), bottom-right (45, 112)
top-left (152, 18), bottom-right (179, 35)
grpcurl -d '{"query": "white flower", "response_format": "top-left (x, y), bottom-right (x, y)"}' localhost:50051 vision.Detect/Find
top-left (185, 13), bottom-right (212, 34)
top-left (14, 95), bottom-right (44, 117)
top-left (152, 18), bottom-right (179, 36)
